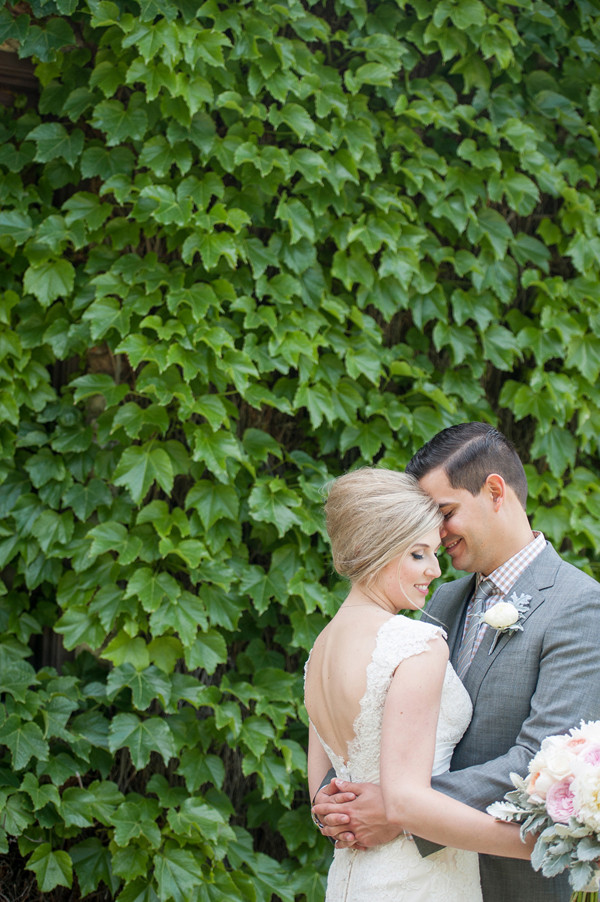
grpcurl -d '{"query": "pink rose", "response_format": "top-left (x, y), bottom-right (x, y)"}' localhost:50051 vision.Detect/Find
top-left (566, 737), bottom-right (588, 754)
top-left (581, 745), bottom-right (600, 767)
top-left (546, 778), bottom-right (576, 824)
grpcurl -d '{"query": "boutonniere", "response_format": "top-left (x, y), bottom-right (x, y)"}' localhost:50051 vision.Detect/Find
top-left (480, 592), bottom-right (532, 654)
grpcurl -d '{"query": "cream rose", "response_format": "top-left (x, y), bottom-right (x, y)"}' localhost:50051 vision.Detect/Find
top-left (573, 766), bottom-right (600, 831)
top-left (527, 768), bottom-right (555, 800)
top-left (482, 601), bottom-right (519, 630)
top-left (543, 744), bottom-right (578, 781)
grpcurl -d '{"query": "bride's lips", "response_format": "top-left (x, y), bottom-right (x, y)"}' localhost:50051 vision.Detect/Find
top-left (414, 583), bottom-right (430, 595)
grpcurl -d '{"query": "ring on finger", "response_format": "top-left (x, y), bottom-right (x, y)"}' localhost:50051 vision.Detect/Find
top-left (311, 811), bottom-right (325, 829)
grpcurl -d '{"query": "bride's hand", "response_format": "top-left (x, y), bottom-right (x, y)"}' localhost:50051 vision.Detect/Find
top-left (312, 779), bottom-right (403, 849)
top-left (311, 779), bottom-right (358, 847)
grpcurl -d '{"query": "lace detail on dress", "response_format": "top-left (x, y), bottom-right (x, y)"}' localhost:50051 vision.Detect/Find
top-left (309, 720), bottom-right (352, 782)
top-left (346, 616), bottom-right (449, 783)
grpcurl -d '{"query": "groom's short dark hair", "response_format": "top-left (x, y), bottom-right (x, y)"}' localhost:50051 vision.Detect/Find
top-left (406, 422), bottom-right (528, 509)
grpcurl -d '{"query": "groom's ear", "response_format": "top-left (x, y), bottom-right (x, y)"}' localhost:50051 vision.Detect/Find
top-left (484, 473), bottom-right (506, 510)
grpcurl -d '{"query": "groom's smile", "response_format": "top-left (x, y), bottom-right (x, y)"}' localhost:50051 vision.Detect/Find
top-left (442, 539), bottom-right (462, 561)
top-left (444, 537), bottom-right (462, 553)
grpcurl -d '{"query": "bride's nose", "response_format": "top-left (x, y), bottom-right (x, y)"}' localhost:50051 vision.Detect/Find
top-left (427, 558), bottom-right (441, 578)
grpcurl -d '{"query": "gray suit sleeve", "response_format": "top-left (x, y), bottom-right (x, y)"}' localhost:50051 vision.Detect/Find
top-left (416, 574), bottom-right (600, 855)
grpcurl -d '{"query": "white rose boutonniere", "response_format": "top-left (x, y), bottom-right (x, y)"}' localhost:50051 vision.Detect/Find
top-left (480, 592), bottom-right (532, 654)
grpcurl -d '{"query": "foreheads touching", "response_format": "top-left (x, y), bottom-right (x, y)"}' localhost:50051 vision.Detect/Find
top-left (406, 422), bottom-right (528, 509)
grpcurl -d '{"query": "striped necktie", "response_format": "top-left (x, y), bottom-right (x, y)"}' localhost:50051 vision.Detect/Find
top-left (456, 580), bottom-right (493, 680)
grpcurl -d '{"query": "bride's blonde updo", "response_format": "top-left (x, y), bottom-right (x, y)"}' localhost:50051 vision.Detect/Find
top-left (324, 467), bottom-right (443, 586)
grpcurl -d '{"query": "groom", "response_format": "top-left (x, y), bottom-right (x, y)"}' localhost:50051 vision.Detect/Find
top-left (313, 423), bottom-right (600, 901)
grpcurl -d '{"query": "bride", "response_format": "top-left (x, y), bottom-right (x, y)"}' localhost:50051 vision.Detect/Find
top-left (304, 468), bottom-right (532, 901)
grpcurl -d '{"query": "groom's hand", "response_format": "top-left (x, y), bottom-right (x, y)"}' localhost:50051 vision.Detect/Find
top-left (312, 779), bottom-right (402, 849)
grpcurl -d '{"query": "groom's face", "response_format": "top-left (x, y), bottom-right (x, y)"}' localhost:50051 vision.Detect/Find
top-left (419, 467), bottom-right (499, 575)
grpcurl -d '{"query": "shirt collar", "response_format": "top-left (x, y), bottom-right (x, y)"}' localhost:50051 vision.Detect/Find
top-left (477, 531), bottom-right (545, 596)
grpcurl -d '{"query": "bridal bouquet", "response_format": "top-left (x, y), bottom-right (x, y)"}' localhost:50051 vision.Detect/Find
top-left (488, 721), bottom-right (600, 901)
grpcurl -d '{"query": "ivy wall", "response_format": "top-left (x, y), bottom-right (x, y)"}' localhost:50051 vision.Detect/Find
top-left (0, 0), bottom-right (599, 899)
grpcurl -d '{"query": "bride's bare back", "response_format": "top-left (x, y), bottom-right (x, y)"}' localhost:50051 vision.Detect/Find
top-left (304, 604), bottom-right (392, 763)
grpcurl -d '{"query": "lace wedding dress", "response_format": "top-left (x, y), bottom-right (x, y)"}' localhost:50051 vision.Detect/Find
top-left (310, 615), bottom-right (482, 902)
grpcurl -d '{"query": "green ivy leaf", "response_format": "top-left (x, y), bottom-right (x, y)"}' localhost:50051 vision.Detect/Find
top-left (108, 713), bottom-right (176, 768)
top-left (242, 749), bottom-right (289, 799)
top-left (113, 443), bottom-right (175, 503)
top-left (238, 565), bottom-right (288, 615)
top-left (166, 797), bottom-right (233, 841)
top-left (185, 480), bottom-right (239, 529)
top-left (239, 716), bottom-right (275, 757)
top-left (248, 479), bottom-right (302, 536)
top-left (102, 633), bottom-right (150, 669)
top-left (177, 749), bottom-right (225, 792)
top-left (23, 259), bottom-right (75, 306)
top-left (531, 425), bottom-right (578, 477)
top-left (182, 230), bottom-right (239, 268)
top-left (31, 509), bottom-right (74, 553)
top-left (62, 479), bottom-right (112, 521)
top-left (27, 123), bottom-right (84, 166)
top-left (81, 297), bottom-right (132, 339)
top-left (60, 786), bottom-right (96, 828)
top-left (125, 568), bottom-right (181, 613)
top-left (0, 210), bottom-right (34, 245)
top-left (150, 590), bottom-right (209, 644)
top-left (91, 98), bottom-right (148, 145)
top-left (482, 324), bottom-right (520, 371)
top-left (106, 663), bottom-right (172, 709)
top-left (70, 837), bottom-right (119, 897)
top-left (468, 208), bottom-right (513, 258)
top-left (26, 844), bottom-right (72, 892)
top-left (566, 334), bottom-right (600, 382)
top-left (153, 847), bottom-right (204, 902)
top-left (183, 630), bottom-right (228, 673)
top-left (87, 521), bottom-right (128, 558)
top-left (54, 608), bottom-right (106, 651)
top-left (270, 103), bottom-right (315, 140)
top-left (0, 792), bottom-right (34, 835)
top-left (0, 716), bottom-right (49, 770)
top-left (20, 18), bottom-right (76, 61)
top-left (188, 425), bottom-right (243, 482)
top-left (0, 657), bottom-right (38, 702)
top-left (111, 846), bottom-right (151, 883)
top-left (112, 796), bottom-right (162, 847)
top-left (20, 773), bottom-right (61, 811)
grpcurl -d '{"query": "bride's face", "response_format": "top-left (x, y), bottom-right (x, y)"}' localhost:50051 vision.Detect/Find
top-left (376, 527), bottom-right (442, 613)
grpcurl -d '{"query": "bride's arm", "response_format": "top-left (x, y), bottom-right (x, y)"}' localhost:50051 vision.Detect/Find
top-left (380, 637), bottom-right (531, 859)
top-left (307, 722), bottom-right (337, 802)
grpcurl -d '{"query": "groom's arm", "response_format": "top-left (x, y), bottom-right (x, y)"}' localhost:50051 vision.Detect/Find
top-left (414, 577), bottom-right (600, 855)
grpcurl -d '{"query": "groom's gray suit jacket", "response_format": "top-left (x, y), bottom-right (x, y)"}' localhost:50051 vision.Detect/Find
top-left (418, 541), bottom-right (600, 902)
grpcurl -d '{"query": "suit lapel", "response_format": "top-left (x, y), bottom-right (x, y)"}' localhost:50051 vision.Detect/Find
top-left (462, 544), bottom-right (559, 697)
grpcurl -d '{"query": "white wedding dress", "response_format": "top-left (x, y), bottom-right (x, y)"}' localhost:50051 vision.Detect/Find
top-left (309, 615), bottom-right (482, 902)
